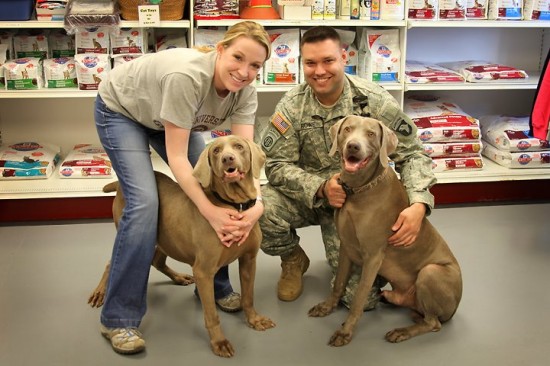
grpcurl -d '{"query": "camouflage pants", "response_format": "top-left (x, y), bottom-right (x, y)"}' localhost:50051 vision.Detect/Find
top-left (259, 183), bottom-right (383, 309)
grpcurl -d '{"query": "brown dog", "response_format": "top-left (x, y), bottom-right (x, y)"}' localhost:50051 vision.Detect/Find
top-left (308, 116), bottom-right (462, 346)
top-left (88, 136), bottom-right (275, 357)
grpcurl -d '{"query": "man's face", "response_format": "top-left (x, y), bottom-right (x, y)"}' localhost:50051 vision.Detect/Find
top-left (301, 38), bottom-right (346, 105)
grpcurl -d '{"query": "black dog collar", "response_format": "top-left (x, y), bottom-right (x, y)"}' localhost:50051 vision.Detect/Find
top-left (213, 191), bottom-right (256, 212)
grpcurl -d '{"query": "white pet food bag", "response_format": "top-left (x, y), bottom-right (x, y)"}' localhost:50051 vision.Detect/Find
top-left (482, 143), bottom-right (550, 168)
top-left (264, 28), bottom-right (300, 84)
top-left (0, 142), bottom-right (60, 180)
top-left (49, 30), bottom-right (75, 58)
top-left (75, 53), bottom-right (110, 90)
top-left (0, 31), bottom-right (15, 59)
top-left (14, 32), bottom-right (49, 59)
top-left (439, 0), bottom-right (467, 19)
top-left (112, 54), bottom-right (142, 68)
top-left (110, 28), bottom-right (148, 55)
top-left (3, 57), bottom-right (43, 90)
top-left (423, 141), bottom-right (483, 157)
top-left (488, 0), bottom-right (523, 19)
top-left (0, 44), bottom-right (7, 89)
top-left (439, 60), bottom-right (528, 82)
top-left (406, 61), bottom-right (465, 83)
top-left (75, 27), bottom-right (110, 54)
top-left (359, 28), bottom-right (400, 82)
top-left (466, 0), bottom-right (488, 18)
top-left (43, 57), bottom-right (77, 88)
top-left (431, 155), bottom-right (484, 172)
top-left (523, 0), bottom-right (550, 19)
top-left (408, 0), bottom-right (438, 19)
top-left (336, 29), bottom-right (358, 75)
top-left (480, 115), bottom-right (550, 152)
top-left (193, 28), bottom-right (226, 52)
top-left (59, 144), bottom-right (113, 179)
top-left (155, 28), bottom-right (188, 52)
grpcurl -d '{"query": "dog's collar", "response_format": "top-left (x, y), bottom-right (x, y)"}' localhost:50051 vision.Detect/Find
top-left (212, 191), bottom-right (256, 212)
top-left (338, 167), bottom-right (390, 196)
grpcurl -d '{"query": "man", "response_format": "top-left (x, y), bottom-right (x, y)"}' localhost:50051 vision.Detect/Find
top-left (259, 26), bottom-right (436, 309)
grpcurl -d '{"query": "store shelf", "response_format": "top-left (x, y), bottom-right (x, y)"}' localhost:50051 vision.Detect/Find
top-left (405, 71), bottom-right (540, 91)
top-left (0, 20), bottom-right (191, 29)
top-left (0, 89), bottom-right (97, 99)
top-left (0, 156), bottom-right (173, 199)
top-left (196, 19), bottom-right (407, 28)
top-left (408, 20), bottom-right (550, 29)
top-left (434, 159), bottom-right (550, 184)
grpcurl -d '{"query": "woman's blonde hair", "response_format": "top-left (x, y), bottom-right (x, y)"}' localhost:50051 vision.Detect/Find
top-left (217, 21), bottom-right (271, 62)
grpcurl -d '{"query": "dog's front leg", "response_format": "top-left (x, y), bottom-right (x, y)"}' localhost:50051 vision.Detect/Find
top-left (238, 253), bottom-right (276, 331)
top-left (194, 265), bottom-right (234, 358)
top-left (329, 254), bottom-right (384, 347)
top-left (308, 246), bottom-right (353, 317)
top-left (87, 261), bottom-right (110, 307)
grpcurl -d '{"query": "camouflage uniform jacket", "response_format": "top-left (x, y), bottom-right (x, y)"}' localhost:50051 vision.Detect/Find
top-left (261, 74), bottom-right (437, 212)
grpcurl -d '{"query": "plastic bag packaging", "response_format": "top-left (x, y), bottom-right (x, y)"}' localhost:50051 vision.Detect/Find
top-left (64, 0), bottom-right (120, 35)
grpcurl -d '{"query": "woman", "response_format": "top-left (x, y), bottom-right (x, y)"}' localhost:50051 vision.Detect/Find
top-left (94, 21), bottom-right (271, 355)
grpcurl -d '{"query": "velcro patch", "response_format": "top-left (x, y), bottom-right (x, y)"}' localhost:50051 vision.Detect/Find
top-left (262, 129), bottom-right (280, 152)
top-left (271, 112), bottom-right (291, 135)
top-left (395, 119), bottom-right (413, 136)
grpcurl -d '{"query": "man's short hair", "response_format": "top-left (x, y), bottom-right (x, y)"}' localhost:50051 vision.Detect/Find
top-left (300, 26), bottom-right (342, 49)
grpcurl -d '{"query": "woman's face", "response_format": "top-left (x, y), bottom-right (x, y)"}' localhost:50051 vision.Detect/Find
top-left (214, 36), bottom-right (267, 96)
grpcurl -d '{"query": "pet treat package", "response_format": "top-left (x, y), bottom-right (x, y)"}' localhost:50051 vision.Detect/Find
top-left (74, 53), bottom-right (110, 90)
top-left (13, 32), bottom-right (49, 59)
top-left (431, 155), bottom-right (484, 172)
top-left (439, 0), bottom-right (467, 19)
top-left (43, 57), bottom-right (77, 88)
top-left (438, 60), bottom-right (528, 83)
top-left (264, 28), bottom-right (300, 84)
top-left (523, 0), bottom-right (550, 19)
top-left (358, 28), bottom-right (400, 82)
top-left (487, 0), bottom-right (523, 19)
top-left (480, 115), bottom-right (550, 152)
top-left (59, 144), bottom-right (113, 178)
top-left (466, 0), bottom-right (488, 18)
top-left (3, 57), bottom-right (44, 90)
top-left (75, 27), bottom-right (110, 54)
top-left (0, 142), bottom-right (60, 180)
top-left (109, 28), bottom-right (148, 55)
top-left (408, 0), bottom-right (438, 19)
top-left (404, 96), bottom-right (481, 142)
top-left (406, 61), bottom-right (465, 83)
top-left (482, 143), bottom-right (550, 168)
top-left (423, 141), bottom-right (483, 157)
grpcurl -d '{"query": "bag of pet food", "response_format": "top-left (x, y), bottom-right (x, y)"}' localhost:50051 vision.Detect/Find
top-left (14, 32), bottom-right (49, 59)
top-left (74, 53), bottom-right (110, 90)
top-left (406, 61), bottom-right (465, 83)
top-left (358, 28), bottom-right (400, 82)
top-left (49, 30), bottom-right (76, 58)
top-left (264, 28), bottom-right (300, 84)
top-left (487, 0), bottom-right (523, 19)
top-left (408, 0), bottom-right (438, 19)
top-left (439, 60), bottom-right (528, 82)
top-left (466, 0), bottom-right (488, 18)
top-left (59, 144), bottom-right (113, 178)
top-left (110, 28), bottom-right (148, 55)
top-left (523, 0), bottom-right (550, 19)
top-left (0, 142), bottom-right (60, 180)
top-left (439, 0), bottom-right (467, 19)
top-left (3, 57), bottom-right (44, 90)
top-left (43, 57), bottom-right (77, 88)
top-left (75, 27), bottom-right (110, 54)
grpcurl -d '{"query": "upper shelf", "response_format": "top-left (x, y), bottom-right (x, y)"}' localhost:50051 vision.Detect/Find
top-left (0, 19), bottom-right (191, 29)
top-left (408, 20), bottom-right (550, 29)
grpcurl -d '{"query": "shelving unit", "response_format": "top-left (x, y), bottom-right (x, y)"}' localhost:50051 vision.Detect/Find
top-left (1, 8), bottom-right (549, 217)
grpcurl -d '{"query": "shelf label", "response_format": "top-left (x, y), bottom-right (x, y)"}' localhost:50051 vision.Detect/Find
top-left (138, 5), bottom-right (160, 27)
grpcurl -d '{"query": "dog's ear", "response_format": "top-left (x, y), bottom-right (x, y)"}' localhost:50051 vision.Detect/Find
top-left (245, 139), bottom-right (266, 179)
top-left (193, 146), bottom-right (212, 189)
top-left (378, 121), bottom-right (399, 168)
top-left (329, 116), bottom-right (348, 156)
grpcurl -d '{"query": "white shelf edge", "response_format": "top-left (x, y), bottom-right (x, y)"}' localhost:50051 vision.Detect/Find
top-left (434, 159), bottom-right (550, 184)
top-left (195, 19), bottom-right (407, 28)
top-left (408, 20), bottom-right (550, 29)
top-left (0, 20), bottom-right (191, 29)
top-left (0, 89), bottom-right (98, 99)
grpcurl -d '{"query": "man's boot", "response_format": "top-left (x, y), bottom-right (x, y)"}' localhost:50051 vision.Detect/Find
top-left (277, 246), bottom-right (310, 301)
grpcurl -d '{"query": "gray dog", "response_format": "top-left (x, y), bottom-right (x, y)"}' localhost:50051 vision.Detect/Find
top-left (309, 116), bottom-right (462, 346)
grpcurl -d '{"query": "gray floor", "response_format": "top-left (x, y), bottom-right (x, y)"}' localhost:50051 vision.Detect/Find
top-left (1, 202), bottom-right (549, 366)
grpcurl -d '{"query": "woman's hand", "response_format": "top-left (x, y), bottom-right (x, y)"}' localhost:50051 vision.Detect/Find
top-left (222, 200), bottom-right (264, 246)
top-left (201, 204), bottom-right (247, 247)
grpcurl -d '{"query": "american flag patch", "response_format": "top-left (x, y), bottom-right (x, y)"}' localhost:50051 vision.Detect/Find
top-left (271, 112), bottom-right (290, 134)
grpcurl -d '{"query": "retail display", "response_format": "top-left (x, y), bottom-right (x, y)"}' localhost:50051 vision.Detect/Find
top-left (58, 144), bottom-right (113, 178)
top-left (0, 142), bottom-right (60, 179)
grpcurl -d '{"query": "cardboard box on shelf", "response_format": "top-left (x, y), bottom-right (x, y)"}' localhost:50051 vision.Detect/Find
top-left (277, 5), bottom-right (312, 19)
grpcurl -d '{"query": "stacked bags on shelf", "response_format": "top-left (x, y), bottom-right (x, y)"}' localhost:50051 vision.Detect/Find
top-left (58, 144), bottom-right (113, 178)
top-left (481, 115), bottom-right (550, 168)
top-left (0, 142), bottom-right (60, 179)
top-left (404, 95), bottom-right (484, 172)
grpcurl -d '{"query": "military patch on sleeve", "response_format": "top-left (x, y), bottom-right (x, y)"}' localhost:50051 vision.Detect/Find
top-left (262, 129), bottom-right (281, 152)
top-left (395, 119), bottom-right (413, 136)
top-left (271, 112), bottom-right (291, 135)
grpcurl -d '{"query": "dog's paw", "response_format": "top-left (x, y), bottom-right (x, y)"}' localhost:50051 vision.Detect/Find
top-left (328, 330), bottom-right (352, 347)
top-left (212, 339), bottom-right (235, 358)
top-left (385, 328), bottom-right (412, 343)
top-left (308, 302), bottom-right (334, 317)
top-left (172, 273), bottom-right (194, 286)
top-left (87, 292), bottom-right (105, 308)
top-left (247, 315), bottom-right (276, 331)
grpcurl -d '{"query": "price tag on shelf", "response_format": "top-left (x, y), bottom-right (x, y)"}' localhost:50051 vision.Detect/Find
top-left (138, 5), bottom-right (160, 27)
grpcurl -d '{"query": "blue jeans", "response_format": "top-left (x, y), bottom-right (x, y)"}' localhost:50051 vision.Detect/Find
top-left (95, 95), bottom-right (234, 328)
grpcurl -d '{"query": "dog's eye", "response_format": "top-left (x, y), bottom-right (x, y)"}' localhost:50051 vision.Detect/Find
top-left (367, 132), bottom-right (375, 138)
top-left (234, 144), bottom-right (244, 150)
top-left (343, 126), bottom-right (352, 133)
top-left (213, 147), bottom-right (221, 154)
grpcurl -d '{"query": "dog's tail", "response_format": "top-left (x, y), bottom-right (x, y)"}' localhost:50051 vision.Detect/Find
top-left (103, 181), bottom-right (119, 193)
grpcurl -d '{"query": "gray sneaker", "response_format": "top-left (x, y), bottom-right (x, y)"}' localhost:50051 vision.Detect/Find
top-left (100, 324), bottom-right (145, 354)
top-left (215, 291), bottom-right (242, 313)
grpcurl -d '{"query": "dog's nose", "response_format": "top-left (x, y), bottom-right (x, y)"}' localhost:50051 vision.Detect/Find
top-left (222, 154), bottom-right (235, 165)
top-left (346, 141), bottom-right (361, 153)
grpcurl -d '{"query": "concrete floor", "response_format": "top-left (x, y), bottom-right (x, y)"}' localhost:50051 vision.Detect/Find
top-left (1, 202), bottom-right (549, 366)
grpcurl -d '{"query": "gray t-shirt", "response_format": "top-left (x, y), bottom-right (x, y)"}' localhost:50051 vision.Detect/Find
top-left (99, 48), bottom-right (257, 131)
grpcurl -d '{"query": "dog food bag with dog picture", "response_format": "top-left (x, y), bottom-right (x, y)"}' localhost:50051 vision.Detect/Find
top-left (406, 61), bottom-right (465, 83)
top-left (482, 143), bottom-right (550, 168)
top-left (59, 144), bottom-right (113, 178)
top-left (408, 0), bottom-right (438, 19)
top-left (264, 28), bottom-right (300, 85)
top-left (0, 142), bottom-right (60, 180)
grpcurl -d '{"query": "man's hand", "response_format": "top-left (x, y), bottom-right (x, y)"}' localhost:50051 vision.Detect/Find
top-left (321, 174), bottom-right (346, 208)
top-left (389, 202), bottom-right (426, 246)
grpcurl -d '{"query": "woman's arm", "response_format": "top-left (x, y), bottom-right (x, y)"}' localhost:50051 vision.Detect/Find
top-left (164, 121), bottom-right (247, 247)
